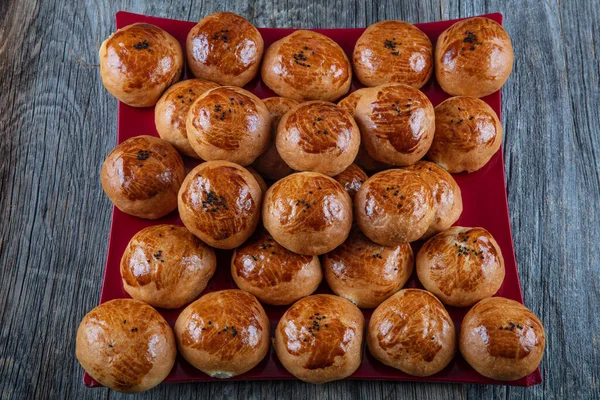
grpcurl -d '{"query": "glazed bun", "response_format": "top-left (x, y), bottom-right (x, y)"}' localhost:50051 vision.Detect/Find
top-left (367, 289), bottom-right (456, 376)
top-left (101, 135), bottom-right (185, 219)
top-left (186, 86), bottom-right (270, 166)
top-left (246, 166), bottom-right (268, 194)
top-left (178, 161), bottom-right (262, 249)
top-left (323, 230), bottom-right (413, 308)
top-left (337, 88), bottom-right (371, 114)
top-left (435, 17), bottom-right (514, 97)
top-left (353, 20), bottom-right (433, 88)
top-left (155, 79), bottom-right (220, 158)
top-left (261, 30), bottom-right (352, 101)
top-left (262, 172), bottom-right (352, 255)
top-left (76, 299), bottom-right (176, 393)
top-left (120, 225), bottom-right (216, 309)
top-left (355, 169), bottom-right (434, 245)
top-left (460, 297), bottom-right (545, 381)
top-left (276, 101), bottom-right (361, 176)
top-left (252, 97), bottom-right (299, 180)
top-left (416, 227), bottom-right (505, 307)
top-left (333, 163), bottom-right (368, 200)
top-left (404, 161), bottom-right (463, 238)
top-left (428, 96), bottom-right (502, 173)
top-left (231, 229), bottom-right (322, 305)
top-left (275, 294), bottom-right (364, 384)
top-left (175, 290), bottom-right (270, 378)
top-left (186, 12), bottom-right (264, 87)
top-left (355, 84), bottom-right (435, 166)
top-left (99, 23), bottom-right (183, 107)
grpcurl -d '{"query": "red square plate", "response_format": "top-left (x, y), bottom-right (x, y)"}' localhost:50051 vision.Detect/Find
top-left (86, 11), bottom-right (542, 388)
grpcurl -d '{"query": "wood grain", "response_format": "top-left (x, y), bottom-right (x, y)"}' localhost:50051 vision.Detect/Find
top-left (0, 0), bottom-right (598, 399)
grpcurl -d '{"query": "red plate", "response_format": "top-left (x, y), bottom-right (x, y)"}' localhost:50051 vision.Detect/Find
top-left (86, 11), bottom-right (542, 387)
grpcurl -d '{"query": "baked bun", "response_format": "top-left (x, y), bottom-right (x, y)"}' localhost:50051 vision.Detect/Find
top-left (404, 161), bottom-right (463, 238)
top-left (353, 20), bottom-right (433, 88)
top-left (276, 101), bottom-right (361, 176)
top-left (262, 172), bottom-right (352, 255)
top-left (178, 161), bottom-right (262, 249)
top-left (367, 289), bottom-right (455, 376)
top-left (333, 163), bottom-right (368, 200)
top-left (355, 168), bottom-right (434, 245)
top-left (337, 88), bottom-right (371, 114)
top-left (155, 79), bottom-right (220, 158)
top-left (186, 86), bottom-right (270, 166)
top-left (174, 290), bottom-right (270, 378)
top-left (76, 299), bottom-right (176, 393)
top-left (261, 30), bottom-right (352, 101)
top-left (323, 229), bottom-right (413, 308)
top-left (252, 97), bottom-right (299, 180)
top-left (416, 227), bottom-right (505, 307)
top-left (99, 23), bottom-right (183, 107)
top-left (101, 135), bottom-right (185, 219)
top-left (120, 225), bottom-right (216, 309)
top-left (428, 96), bottom-right (502, 173)
top-left (275, 294), bottom-right (364, 383)
top-left (460, 297), bottom-right (545, 380)
top-left (435, 17), bottom-right (514, 97)
top-left (186, 12), bottom-right (264, 87)
top-left (246, 166), bottom-right (268, 194)
top-left (355, 84), bottom-right (435, 166)
top-left (231, 229), bottom-right (322, 305)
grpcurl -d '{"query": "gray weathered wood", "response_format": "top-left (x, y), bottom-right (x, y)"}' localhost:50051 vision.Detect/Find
top-left (0, 0), bottom-right (598, 399)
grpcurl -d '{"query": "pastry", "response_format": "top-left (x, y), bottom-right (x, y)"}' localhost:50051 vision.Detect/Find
top-left (333, 163), bottom-right (368, 200)
top-left (246, 166), bottom-right (268, 194)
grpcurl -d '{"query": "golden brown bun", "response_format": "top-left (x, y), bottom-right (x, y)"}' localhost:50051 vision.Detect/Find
top-left (428, 96), bottom-right (502, 173)
top-left (154, 79), bottom-right (220, 158)
top-left (276, 101), bottom-right (361, 176)
top-left (174, 290), bottom-right (270, 378)
top-left (101, 135), bottom-right (185, 219)
top-left (231, 229), bottom-right (322, 305)
top-left (252, 97), bottom-right (299, 180)
top-left (120, 225), bottom-right (216, 309)
top-left (246, 166), bottom-right (268, 194)
top-left (353, 20), bottom-right (433, 88)
top-left (333, 163), bottom-right (368, 200)
top-left (76, 299), bottom-right (176, 393)
top-left (355, 169), bottom-right (434, 245)
top-left (404, 161), bottom-right (463, 238)
top-left (178, 161), bottom-right (262, 249)
top-left (416, 227), bottom-right (505, 307)
top-left (262, 172), bottom-right (353, 255)
top-left (460, 297), bottom-right (545, 380)
top-left (186, 12), bottom-right (264, 87)
top-left (99, 23), bottom-right (183, 107)
top-left (367, 289), bottom-right (455, 376)
top-left (275, 294), bottom-right (364, 383)
top-left (261, 31), bottom-right (352, 101)
top-left (186, 86), bottom-right (270, 166)
top-left (337, 88), bottom-right (371, 114)
top-left (435, 17), bottom-right (514, 97)
top-left (355, 84), bottom-right (434, 166)
top-left (323, 230), bottom-right (413, 308)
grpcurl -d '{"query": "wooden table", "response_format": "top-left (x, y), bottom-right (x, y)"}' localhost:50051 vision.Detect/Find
top-left (1, 0), bottom-right (598, 398)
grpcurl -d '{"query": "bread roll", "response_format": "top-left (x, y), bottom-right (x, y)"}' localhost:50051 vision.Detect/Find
top-left (246, 166), bottom-right (268, 194)
top-left (100, 135), bottom-right (185, 219)
top-left (460, 297), bottom-right (545, 380)
top-left (276, 101), bottom-right (361, 176)
top-left (155, 79), bottom-right (220, 158)
top-left (186, 12), bottom-right (263, 87)
top-left (353, 20), bottom-right (432, 88)
top-left (275, 294), bottom-right (364, 383)
top-left (435, 17), bottom-right (513, 97)
top-left (99, 23), bottom-right (183, 107)
top-left (333, 163), bottom-right (368, 200)
top-left (261, 30), bottom-right (352, 101)
top-left (120, 225), bottom-right (216, 309)
top-left (262, 172), bottom-right (353, 255)
top-left (175, 290), bottom-right (270, 378)
top-left (416, 227), bottom-right (505, 307)
top-left (367, 289), bottom-right (455, 376)
top-left (76, 299), bottom-right (176, 393)
top-left (178, 161), bottom-right (262, 249)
